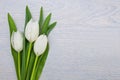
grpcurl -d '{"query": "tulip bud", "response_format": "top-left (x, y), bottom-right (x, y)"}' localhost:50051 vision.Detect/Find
top-left (25, 19), bottom-right (39, 43)
top-left (11, 31), bottom-right (23, 52)
top-left (34, 34), bottom-right (48, 56)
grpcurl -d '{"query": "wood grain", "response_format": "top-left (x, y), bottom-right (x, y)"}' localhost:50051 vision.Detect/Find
top-left (0, 0), bottom-right (120, 80)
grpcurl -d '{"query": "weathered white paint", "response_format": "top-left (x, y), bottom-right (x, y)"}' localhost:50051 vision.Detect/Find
top-left (0, 0), bottom-right (120, 80)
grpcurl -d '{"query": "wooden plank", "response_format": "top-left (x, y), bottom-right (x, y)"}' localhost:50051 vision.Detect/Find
top-left (0, 0), bottom-right (120, 80)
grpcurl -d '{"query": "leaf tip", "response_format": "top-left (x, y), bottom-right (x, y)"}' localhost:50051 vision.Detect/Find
top-left (7, 13), bottom-right (12, 21)
top-left (49, 13), bottom-right (52, 17)
top-left (26, 5), bottom-right (30, 11)
top-left (7, 13), bottom-right (11, 17)
top-left (54, 22), bottom-right (57, 25)
top-left (40, 6), bottom-right (43, 10)
top-left (26, 5), bottom-right (28, 9)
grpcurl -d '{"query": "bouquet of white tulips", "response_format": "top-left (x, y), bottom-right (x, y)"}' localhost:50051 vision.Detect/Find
top-left (8, 6), bottom-right (57, 80)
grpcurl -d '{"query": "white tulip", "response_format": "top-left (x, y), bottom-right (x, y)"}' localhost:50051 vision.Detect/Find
top-left (11, 31), bottom-right (23, 52)
top-left (34, 34), bottom-right (48, 56)
top-left (25, 19), bottom-right (39, 43)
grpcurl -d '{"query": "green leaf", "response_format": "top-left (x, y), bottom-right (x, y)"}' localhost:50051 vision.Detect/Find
top-left (39, 7), bottom-right (44, 28)
top-left (46, 22), bottom-right (57, 35)
top-left (25, 5), bottom-right (32, 26)
top-left (8, 13), bottom-right (17, 35)
top-left (39, 7), bottom-right (44, 35)
top-left (8, 13), bottom-right (19, 79)
top-left (21, 5), bottom-right (32, 80)
top-left (41, 13), bottom-right (52, 34)
top-left (35, 44), bottom-right (49, 80)
top-left (26, 49), bottom-right (36, 80)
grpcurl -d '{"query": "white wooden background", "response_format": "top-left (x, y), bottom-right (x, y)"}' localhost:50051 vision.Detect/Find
top-left (0, 0), bottom-right (120, 80)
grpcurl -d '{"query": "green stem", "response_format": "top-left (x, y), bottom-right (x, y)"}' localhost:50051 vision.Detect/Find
top-left (18, 52), bottom-right (21, 80)
top-left (26, 42), bottom-right (32, 70)
top-left (30, 56), bottom-right (38, 80)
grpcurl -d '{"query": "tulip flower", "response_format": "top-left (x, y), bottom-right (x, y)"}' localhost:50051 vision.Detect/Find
top-left (34, 34), bottom-right (48, 56)
top-left (25, 19), bottom-right (39, 43)
top-left (11, 31), bottom-right (23, 52)
top-left (31, 34), bottom-right (48, 80)
top-left (11, 30), bottom-right (23, 80)
top-left (8, 6), bottom-right (57, 80)
top-left (25, 19), bottom-right (39, 70)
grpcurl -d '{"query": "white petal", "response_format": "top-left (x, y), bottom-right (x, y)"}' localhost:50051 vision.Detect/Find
top-left (34, 34), bottom-right (48, 56)
top-left (25, 19), bottom-right (39, 43)
top-left (11, 31), bottom-right (23, 52)
top-left (11, 31), bottom-right (15, 49)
